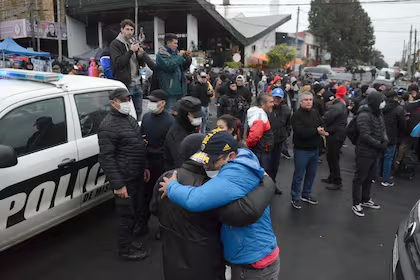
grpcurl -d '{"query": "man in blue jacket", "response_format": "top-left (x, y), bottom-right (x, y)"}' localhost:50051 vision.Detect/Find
top-left (160, 129), bottom-right (280, 279)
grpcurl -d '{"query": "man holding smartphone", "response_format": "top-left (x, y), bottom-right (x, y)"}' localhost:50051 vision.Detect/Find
top-left (110, 19), bottom-right (148, 119)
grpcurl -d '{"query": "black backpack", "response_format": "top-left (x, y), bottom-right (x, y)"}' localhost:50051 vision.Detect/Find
top-left (346, 115), bottom-right (359, 145)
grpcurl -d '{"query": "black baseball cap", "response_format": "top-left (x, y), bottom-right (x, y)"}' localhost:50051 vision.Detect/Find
top-left (109, 88), bottom-right (131, 100)
top-left (179, 96), bottom-right (202, 118)
top-left (147, 89), bottom-right (168, 102)
top-left (190, 128), bottom-right (238, 165)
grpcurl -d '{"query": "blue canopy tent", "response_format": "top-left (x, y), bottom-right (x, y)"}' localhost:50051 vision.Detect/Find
top-left (0, 36), bottom-right (50, 66)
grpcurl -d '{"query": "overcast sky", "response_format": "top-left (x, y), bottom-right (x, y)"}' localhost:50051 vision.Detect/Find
top-left (209, 0), bottom-right (420, 65)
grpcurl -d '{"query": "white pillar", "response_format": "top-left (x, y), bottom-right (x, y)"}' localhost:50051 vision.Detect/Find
top-left (98, 22), bottom-right (103, 49)
top-left (187, 14), bottom-right (198, 51)
top-left (154, 17), bottom-right (165, 54)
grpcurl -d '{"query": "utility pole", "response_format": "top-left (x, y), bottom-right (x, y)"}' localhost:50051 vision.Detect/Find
top-left (28, 0), bottom-right (36, 49)
top-left (35, 0), bottom-right (41, 51)
top-left (408, 25), bottom-right (413, 77)
top-left (293, 6), bottom-right (300, 74)
top-left (57, 0), bottom-right (63, 62)
top-left (413, 29), bottom-right (417, 77)
top-left (135, 0), bottom-right (139, 37)
top-left (401, 40), bottom-right (406, 68)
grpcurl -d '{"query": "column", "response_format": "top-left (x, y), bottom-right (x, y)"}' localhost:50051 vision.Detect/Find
top-left (98, 22), bottom-right (103, 49)
top-left (187, 14), bottom-right (198, 51)
top-left (154, 17), bottom-right (165, 54)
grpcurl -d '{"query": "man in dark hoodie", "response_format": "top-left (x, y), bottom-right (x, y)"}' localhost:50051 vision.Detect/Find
top-left (321, 89), bottom-right (348, 190)
top-left (312, 83), bottom-right (326, 117)
top-left (164, 96), bottom-right (202, 170)
top-left (236, 75), bottom-right (252, 105)
top-left (217, 80), bottom-right (248, 124)
top-left (349, 84), bottom-right (369, 114)
top-left (151, 133), bottom-right (276, 280)
top-left (110, 19), bottom-right (155, 119)
top-left (352, 92), bottom-right (387, 217)
top-left (381, 90), bottom-right (406, 187)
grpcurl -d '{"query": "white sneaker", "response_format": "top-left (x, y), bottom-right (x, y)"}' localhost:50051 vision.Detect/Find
top-left (361, 199), bottom-right (381, 209)
top-left (352, 204), bottom-right (365, 217)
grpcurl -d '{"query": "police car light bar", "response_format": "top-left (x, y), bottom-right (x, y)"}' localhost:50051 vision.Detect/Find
top-left (0, 69), bottom-right (63, 83)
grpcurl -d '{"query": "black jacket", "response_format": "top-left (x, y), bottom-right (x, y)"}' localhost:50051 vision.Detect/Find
top-left (150, 161), bottom-right (275, 280)
top-left (237, 85), bottom-right (252, 105)
top-left (405, 99), bottom-right (420, 135)
top-left (356, 93), bottom-right (388, 157)
top-left (141, 111), bottom-right (174, 160)
top-left (350, 94), bottom-right (366, 115)
top-left (382, 99), bottom-right (406, 145)
top-left (190, 81), bottom-right (211, 107)
top-left (323, 99), bottom-right (348, 140)
top-left (98, 109), bottom-right (147, 190)
top-left (164, 112), bottom-right (198, 170)
top-left (291, 108), bottom-right (323, 151)
top-left (269, 104), bottom-right (291, 144)
top-left (110, 36), bottom-right (146, 87)
top-left (313, 94), bottom-right (325, 117)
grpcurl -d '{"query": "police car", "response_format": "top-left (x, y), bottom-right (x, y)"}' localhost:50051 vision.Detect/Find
top-left (391, 199), bottom-right (420, 280)
top-left (0, 69), bottom-right (137, 251)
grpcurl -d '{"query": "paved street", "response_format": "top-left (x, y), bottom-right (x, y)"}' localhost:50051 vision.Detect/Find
top-left (1, 130), bottom-right (419, 280)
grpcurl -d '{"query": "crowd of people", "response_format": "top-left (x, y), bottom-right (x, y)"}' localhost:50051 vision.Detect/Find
top-left (89, 18), bottom-right (420, 280)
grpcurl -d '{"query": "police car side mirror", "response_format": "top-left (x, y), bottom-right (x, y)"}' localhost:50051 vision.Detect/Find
top-left (0, 145), bottom-right (18, 168)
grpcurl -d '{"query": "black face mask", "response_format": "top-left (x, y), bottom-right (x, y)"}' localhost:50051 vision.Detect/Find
top-left (331, 89), bottom-right (337, 94)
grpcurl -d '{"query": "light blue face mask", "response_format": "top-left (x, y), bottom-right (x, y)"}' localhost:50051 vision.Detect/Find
top-left (205, 170), bottom-right (219, 178)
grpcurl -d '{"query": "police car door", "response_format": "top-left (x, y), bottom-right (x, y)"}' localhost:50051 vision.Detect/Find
top-left (69, 90), bottom-right (114, 209)
top-left (0, 92), bottom-right (80, 251)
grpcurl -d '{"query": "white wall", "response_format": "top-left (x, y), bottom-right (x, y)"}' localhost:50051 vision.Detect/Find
top-left (154, 17), bottom-right (165, 54)
top-left (187, 14), bottom-right (198, 51)
top-left (244, 30), bottom-right (276, 66)
top-left (66, 16), bottom-right (90, 58)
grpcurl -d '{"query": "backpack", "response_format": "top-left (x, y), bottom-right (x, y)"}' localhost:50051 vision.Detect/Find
top-left (346, 115), bottom-right (359, 145)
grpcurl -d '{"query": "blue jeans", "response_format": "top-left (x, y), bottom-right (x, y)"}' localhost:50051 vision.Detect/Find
top-left (291, 148), bottom-right (319, 201)
top-left (129, 84), bottom-right (143, 120)
top-left (201, 106), bottom-right (209, 134)
top-left (382, 145), bottom-right (397, 182)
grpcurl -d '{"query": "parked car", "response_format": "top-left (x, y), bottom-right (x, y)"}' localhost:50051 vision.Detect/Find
top-left (304, 67), bottom-right (334, 79)
top-left (0, 69), bottom-right (136, 251)
top-left (391, 199), bottom-right (419, 280)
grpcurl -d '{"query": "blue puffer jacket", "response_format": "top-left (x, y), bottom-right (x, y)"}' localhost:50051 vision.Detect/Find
top-left (167, 148), bottom-right (278, 265)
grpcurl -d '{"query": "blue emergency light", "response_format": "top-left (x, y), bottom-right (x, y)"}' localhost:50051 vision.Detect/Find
top-left (0, 69), bottom-right (63, 83)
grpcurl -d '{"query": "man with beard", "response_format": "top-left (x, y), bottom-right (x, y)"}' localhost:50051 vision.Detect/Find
top-left (151, 131), bottom-right (276, 280)
top-left (269, 88), bottom-right (292, 194)
top-left (164, 96), bottom-right (202, 170)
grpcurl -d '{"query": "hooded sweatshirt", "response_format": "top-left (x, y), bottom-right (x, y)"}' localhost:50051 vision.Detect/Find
top-left (356, 92), bottom-right (388, 157)
top-left (246, 107), bottom-right (274, 153)
top-left (335, 85), bottom-right (347, 103)
top-left (167, 148), bottom-right (278, 265)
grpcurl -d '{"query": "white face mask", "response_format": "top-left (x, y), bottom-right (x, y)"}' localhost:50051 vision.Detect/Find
top-left (148, 101), bottom-right (160, 113)
top-left (118, 101), bottom-right (131, 115)
top-left (379, 101), bottom-right (386, 110)
top-left (205, 170), bottom-right (219, 178)
top-left (190, 117), bottom-right (202, 126)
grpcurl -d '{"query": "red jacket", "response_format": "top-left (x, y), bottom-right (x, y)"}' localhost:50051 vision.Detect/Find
top-left (246, 107), bottom-right (272, 151)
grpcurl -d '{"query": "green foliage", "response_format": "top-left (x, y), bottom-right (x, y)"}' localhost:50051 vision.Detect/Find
top-left (226, 62), bottom-right (243, 68)
top-left (308, 0), bottom-right (375, 66)
top-left (394, 61), bottom-right (401, 67)
top-left (266, 44), bottom-right (297, 68)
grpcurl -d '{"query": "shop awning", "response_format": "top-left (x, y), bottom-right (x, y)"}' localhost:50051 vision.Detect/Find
top-left (0, 37), bottom-right (50, 57)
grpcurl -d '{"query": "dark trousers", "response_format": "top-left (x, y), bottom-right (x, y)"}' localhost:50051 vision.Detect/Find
top-left (255, 152), bottom-right (275, 180)
top-left (326, 135), bottom-right (345, 185)
top-left (352, 154), bottom-right (377, 205)
top-left (139, 158), bottom-right (166, 229)
top-left (115, 177), bottom-right (145, 252)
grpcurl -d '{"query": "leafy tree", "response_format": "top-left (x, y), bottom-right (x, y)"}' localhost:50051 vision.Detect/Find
top-left (309, 0), bottom-right (375, 66)
top-left (369, 48), bottom-right (388, 69)
top-left (394, 61), bottom-right (401, 67)
top-left (266, 44), bottom-right (297, 68)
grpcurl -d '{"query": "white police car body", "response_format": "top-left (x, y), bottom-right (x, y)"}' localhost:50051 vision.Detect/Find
top-left (0, 69), bottom-right (136, 251)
